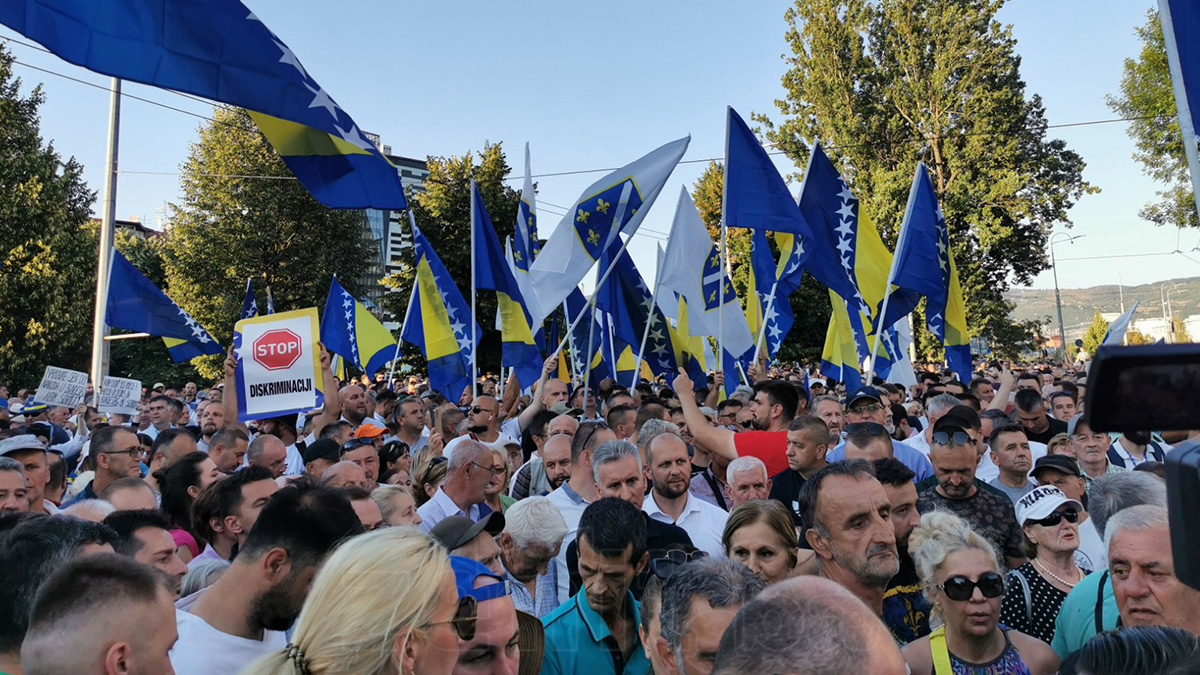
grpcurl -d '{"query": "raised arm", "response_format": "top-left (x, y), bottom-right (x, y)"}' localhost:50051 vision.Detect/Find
top-left (514, 356), bottom-right (558, 433)
top-left (672, 368), bottom-right (737, 462)
top-left (703, 371), bottom-right (724, 409)
top-left (307, 343), bottom-right (341, 438)
top-left (988, 366), bottom-right (1014, 412)
top-left (222, 346), bottom-right (249, 433)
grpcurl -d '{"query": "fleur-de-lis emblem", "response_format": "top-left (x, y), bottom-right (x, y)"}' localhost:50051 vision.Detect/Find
top-left (708, 252), bottom-right (720, 269)
top-left (576, 209), bottom-right (590, 224)
top-left (527, 216), bottom-right (535, 228)
top-left (513, 250), bottom-right (523, 263)
top-left (587, 229), bottom-right (600, 246)
top-left (709, 290), bottom-right (717, 303)
top-left (596, 198), bottom-right (610, 215)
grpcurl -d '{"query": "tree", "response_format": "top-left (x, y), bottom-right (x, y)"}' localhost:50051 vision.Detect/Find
top-left (756, 0), bottom-right (1096, 362)
top-left (0, 44), bottom-right (98, 385)
top-left (379, 144), bottom-right (521, 375)
top-left (691, 161), bottom-right (831, 364)
top-left (163, 107), bottom-right (376, 380)
top-left (1106, 9), bottom-right (1198, 228)
top-left (1172, 315), bottom-right (1191, 343)
top-left (1080, 310), bottom-right (1109, 360)
top-left (1126, 329), bottom-right (1153, 345)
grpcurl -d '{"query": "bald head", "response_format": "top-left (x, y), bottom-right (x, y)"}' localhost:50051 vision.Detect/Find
top-left (541, 378), bottom-right (570, 408)
top-left (318, 461), bottom-right (370, 490)
top-left (246, 435), bottom-right (287, 478)
top-left (338, 384), bottom-right (368, 425)
top-left (712, 576), bottom-right (906, 675)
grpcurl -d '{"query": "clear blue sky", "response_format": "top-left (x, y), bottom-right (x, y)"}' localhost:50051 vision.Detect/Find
top-left (3, 0), bottom-right (1193, 303)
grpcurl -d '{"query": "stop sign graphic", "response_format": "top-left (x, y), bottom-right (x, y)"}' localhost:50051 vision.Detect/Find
top-left (253, 329), bottom-right (303, 371)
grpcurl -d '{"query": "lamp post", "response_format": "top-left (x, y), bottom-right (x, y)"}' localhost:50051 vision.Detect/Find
top-left (1162, 281), bottom-right (1183, 343)
top-left (1050, 233), bottom-right (1085, 360)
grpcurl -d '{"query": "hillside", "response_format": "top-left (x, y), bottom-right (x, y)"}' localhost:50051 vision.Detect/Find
top-left (1006, 277), bottom-right (1200, 332)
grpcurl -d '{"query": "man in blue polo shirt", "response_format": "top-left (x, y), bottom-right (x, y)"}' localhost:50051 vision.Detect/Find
top-left (541, 497), bottom-right (651, 675)
top-left (825, 386), bottom-right (933, 482)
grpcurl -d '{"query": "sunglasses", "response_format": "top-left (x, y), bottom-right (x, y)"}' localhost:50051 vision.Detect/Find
top-left (427, 595), bottom-right (477, 640)
top-left (938, 572), bottom-right (1005, 602)
top-left (649, 549), bottom-right (709, 580)
top-left (932, 430), bottom-right (976, 447)
top-left (1028, 508), bottom-right (1079, 528)
top-left (341, 438), bottom-right (374, 451)
top-left (470, 406), bottom-right (495, 415)
top-left (848, 403), bottom-right (883, 414)
top-left (739, 420), bottom-right (753, 429)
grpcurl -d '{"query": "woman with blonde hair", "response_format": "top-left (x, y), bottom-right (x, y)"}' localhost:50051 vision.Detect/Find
top-left (241, 528), bottom-right (462, 675)
top-left (372, 484), bottom-right (423, 527)
top-left (721, 499), bottom-right (809, 585)
top-left (1046, 433), bottom-right (1073, 457)
top-left (412, 456), bottom-right (448, 508)
top-left (483, 446), bottom-right (516, 514)
top-left (901, 511), bottom-right (1059, 675)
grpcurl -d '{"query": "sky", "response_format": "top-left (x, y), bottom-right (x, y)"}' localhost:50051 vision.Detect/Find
top-left (3, 0), bottom-right (1195, 301)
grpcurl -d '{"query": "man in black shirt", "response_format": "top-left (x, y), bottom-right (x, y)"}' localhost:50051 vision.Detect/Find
top-left (875, 458), bottom-right (931, 644)
top-left (1014, 388), bottom-right (1067, 445)
top-left (768, 416), bottom-right (830, 528)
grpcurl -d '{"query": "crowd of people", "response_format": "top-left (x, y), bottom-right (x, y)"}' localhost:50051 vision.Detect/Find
top-left (0, 352), bottom-right (1198, 675)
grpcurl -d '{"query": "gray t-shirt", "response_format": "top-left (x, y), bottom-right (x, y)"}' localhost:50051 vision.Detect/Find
top-left (987, 477), bottom-right (1037, 505)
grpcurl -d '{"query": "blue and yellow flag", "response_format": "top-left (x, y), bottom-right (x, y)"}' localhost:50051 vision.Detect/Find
top-left (821, 290), bottom-right (864, 392)
top-left (0, 0), bottom-right (405, 209)
top-left (265, 286), bottom-right (276, 315)
top-left (320, 277), bottom-right (399, 376)
top-left (725, 107), bottom-right (813, 238)
top-left (876, 164), bottom-right (971, 382)
top-left (106, 250), bottom-right (222, 362)
top-left (240, 279), bottom-right (258, 320)
top-left (472, 182), bottom-right (542, 390)
top-left (402, 216), bottom-right (478, 400)
top-left (595, 243), bottom-right (704, 387)
top-left (1161, 0), bottom-right (1200, 222)
top-left (564, 289), bottom-right (611, 387)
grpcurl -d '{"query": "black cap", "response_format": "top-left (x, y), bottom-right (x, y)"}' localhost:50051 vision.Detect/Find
top-left (301, 438), bottom-right (341, 465)
top-left (1031, 454), bottom-right (1083, 480)
top-left (844, 386), bottom-right (884, 407)
top-left (430, 512), bottom-right (506, 551)
top-left (932, 415), bottom-right (968, 436)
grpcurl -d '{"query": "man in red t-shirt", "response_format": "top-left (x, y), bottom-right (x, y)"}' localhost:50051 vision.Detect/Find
top-left (672, 369), bottom-right (798, 477)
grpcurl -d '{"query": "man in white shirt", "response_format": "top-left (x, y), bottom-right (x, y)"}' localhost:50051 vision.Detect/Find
top-left (170, 483), bottom-right (363, 675)
top-left (641, 433), bottom-right (729, 557)
top-left (547, 421), bottom-right (616, 604)
top-left (417, 439), bottom-right (493, 532)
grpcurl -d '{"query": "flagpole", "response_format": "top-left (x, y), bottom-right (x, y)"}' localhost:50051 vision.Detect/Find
top-left (548, 231), bottom-right (643, 361)
top-left (470, 180), bottom-right (479, 399)
top-left (90, 78), bottom-right (122, 391)
top-left (632, 276), bottom-right (664, 389)
top-left (867, 163), bottom-right (921, 381)
top-left (562, 301), bottom-right (578, 387)
top-left (385, 331), bottom-right (404, 388)
top-left (718, 106), bottom-right (731, 368)
top-left (583, 266), bottom-right (600, 394)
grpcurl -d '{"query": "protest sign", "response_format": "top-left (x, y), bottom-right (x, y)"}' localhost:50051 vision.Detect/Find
top-left (98, 376), bottom-right (141, 415)
top-left (33, 366), bottom-right (89, 408)
top-left (234, 308), bottom-right (322, 422)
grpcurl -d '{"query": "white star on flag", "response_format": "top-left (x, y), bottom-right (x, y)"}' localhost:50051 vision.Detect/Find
top-left (303, 82), bottom-right (339, 119)
top-left (836, 201), bottom-right (855, 221)
top-left (335, 123), bottom-right (374, 152)
top-left (837, 183), bottom-right (854, 203)
top-left (273, 40), bottom-right (311, 81)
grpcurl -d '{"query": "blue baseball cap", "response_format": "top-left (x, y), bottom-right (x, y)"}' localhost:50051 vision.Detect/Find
top-left (449, 555), bottom-right (509, 603)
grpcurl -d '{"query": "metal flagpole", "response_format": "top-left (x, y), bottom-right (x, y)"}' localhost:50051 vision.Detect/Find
top-left (385, 331), bottom-right (404, 388)
top-left (470, 180), bottom-right (479, 398)
top-left (90, 78), bottom-right (122, 391)
top-left (583, 265), bottom-right (600, 394)
top-left (718, 107), bottom-right (731, 367)
top-left (562, 301), bottom-right (578, 387)
top-left (547, 229), bottom-right (642, 360)
top-left (752, 279), bottom-right (780, 366)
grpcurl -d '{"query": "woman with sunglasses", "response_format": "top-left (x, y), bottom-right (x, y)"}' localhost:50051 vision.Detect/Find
top-left (1000, 486), bottom-right (1089, 645)
top-left (242, 528), bottom-right (463, 675)
top-left (482, 446), bottom-right (516, 514)
top-left (902, 511), bottom-right (1059, 675)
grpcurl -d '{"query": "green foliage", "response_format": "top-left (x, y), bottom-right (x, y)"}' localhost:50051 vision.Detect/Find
top-left (379, 144), bottom-right (521, 375)
top-left (1106, 9), bottom-right (1198, 228)
top-left (1126, 329), bottom-right (1153, 345)
top-left (163, 107), bottom-right (376, 380)
top-left (1172, 315), bottom-right (1191, 343)
top-left (0, 45), bottom-right (98, 385)
top-left (690, 161), bottom-right (831, 365)
top-left (757, 0), bottom-right (1096, 363)
top-left (1081, 310), bottom-right (1109, 359)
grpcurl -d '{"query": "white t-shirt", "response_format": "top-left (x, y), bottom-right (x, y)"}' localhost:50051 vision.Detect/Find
top-left (170, 604), bottom-right (286, 675)
top-left (1075, 516), bottom-right (1107, 571)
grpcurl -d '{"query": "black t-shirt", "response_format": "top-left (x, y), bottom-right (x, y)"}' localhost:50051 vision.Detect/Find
top-left (1024, 415), bottom-right (1068, 445)
top-left (917, 486), bottom-right (1025, 563)
top-left (769, 468), bottom-right (806, 528)
top-left (566, 512), bottom-right (694, 600)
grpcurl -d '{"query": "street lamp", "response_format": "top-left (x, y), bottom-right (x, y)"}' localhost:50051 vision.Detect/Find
top-left (1050, 233), bottom-right (1085, 360)
top-left (1162, 281), bottom-right (1183, 343)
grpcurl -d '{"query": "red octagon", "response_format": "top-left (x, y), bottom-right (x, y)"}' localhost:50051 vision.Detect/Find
top-left (253, 329), bottom-right (303, 371)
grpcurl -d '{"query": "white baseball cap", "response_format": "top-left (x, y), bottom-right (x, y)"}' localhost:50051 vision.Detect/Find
top-left (1015, 485), bottom-right (1083, 526)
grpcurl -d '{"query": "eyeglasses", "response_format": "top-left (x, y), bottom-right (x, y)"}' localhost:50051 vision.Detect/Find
top-left (103, 447), bottom-right (143, 459)
top-left (575, 421), bottom-right (610, 450)
top-left (848, 403), bottom-right (883, 414)
top-left (426, 595), bottom-right (477, 640)
top-left (471, 461), bottom-right (504, 476)
top-left (1028, 508), bottom-right (1079, 528)
top-left (844, 422), bottom-right (888, 436)
top-left (469, 406), bottom-right (495, 415)
top-left (932, 430), bottom-right (976, 447)
top-left (938, 572), bottom-right (1005, 602)
top-left (649, 549), bottom-right (709, 580)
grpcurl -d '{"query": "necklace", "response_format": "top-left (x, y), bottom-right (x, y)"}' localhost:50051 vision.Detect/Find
top-left (1033, 557), bottom-right (1082, 588)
